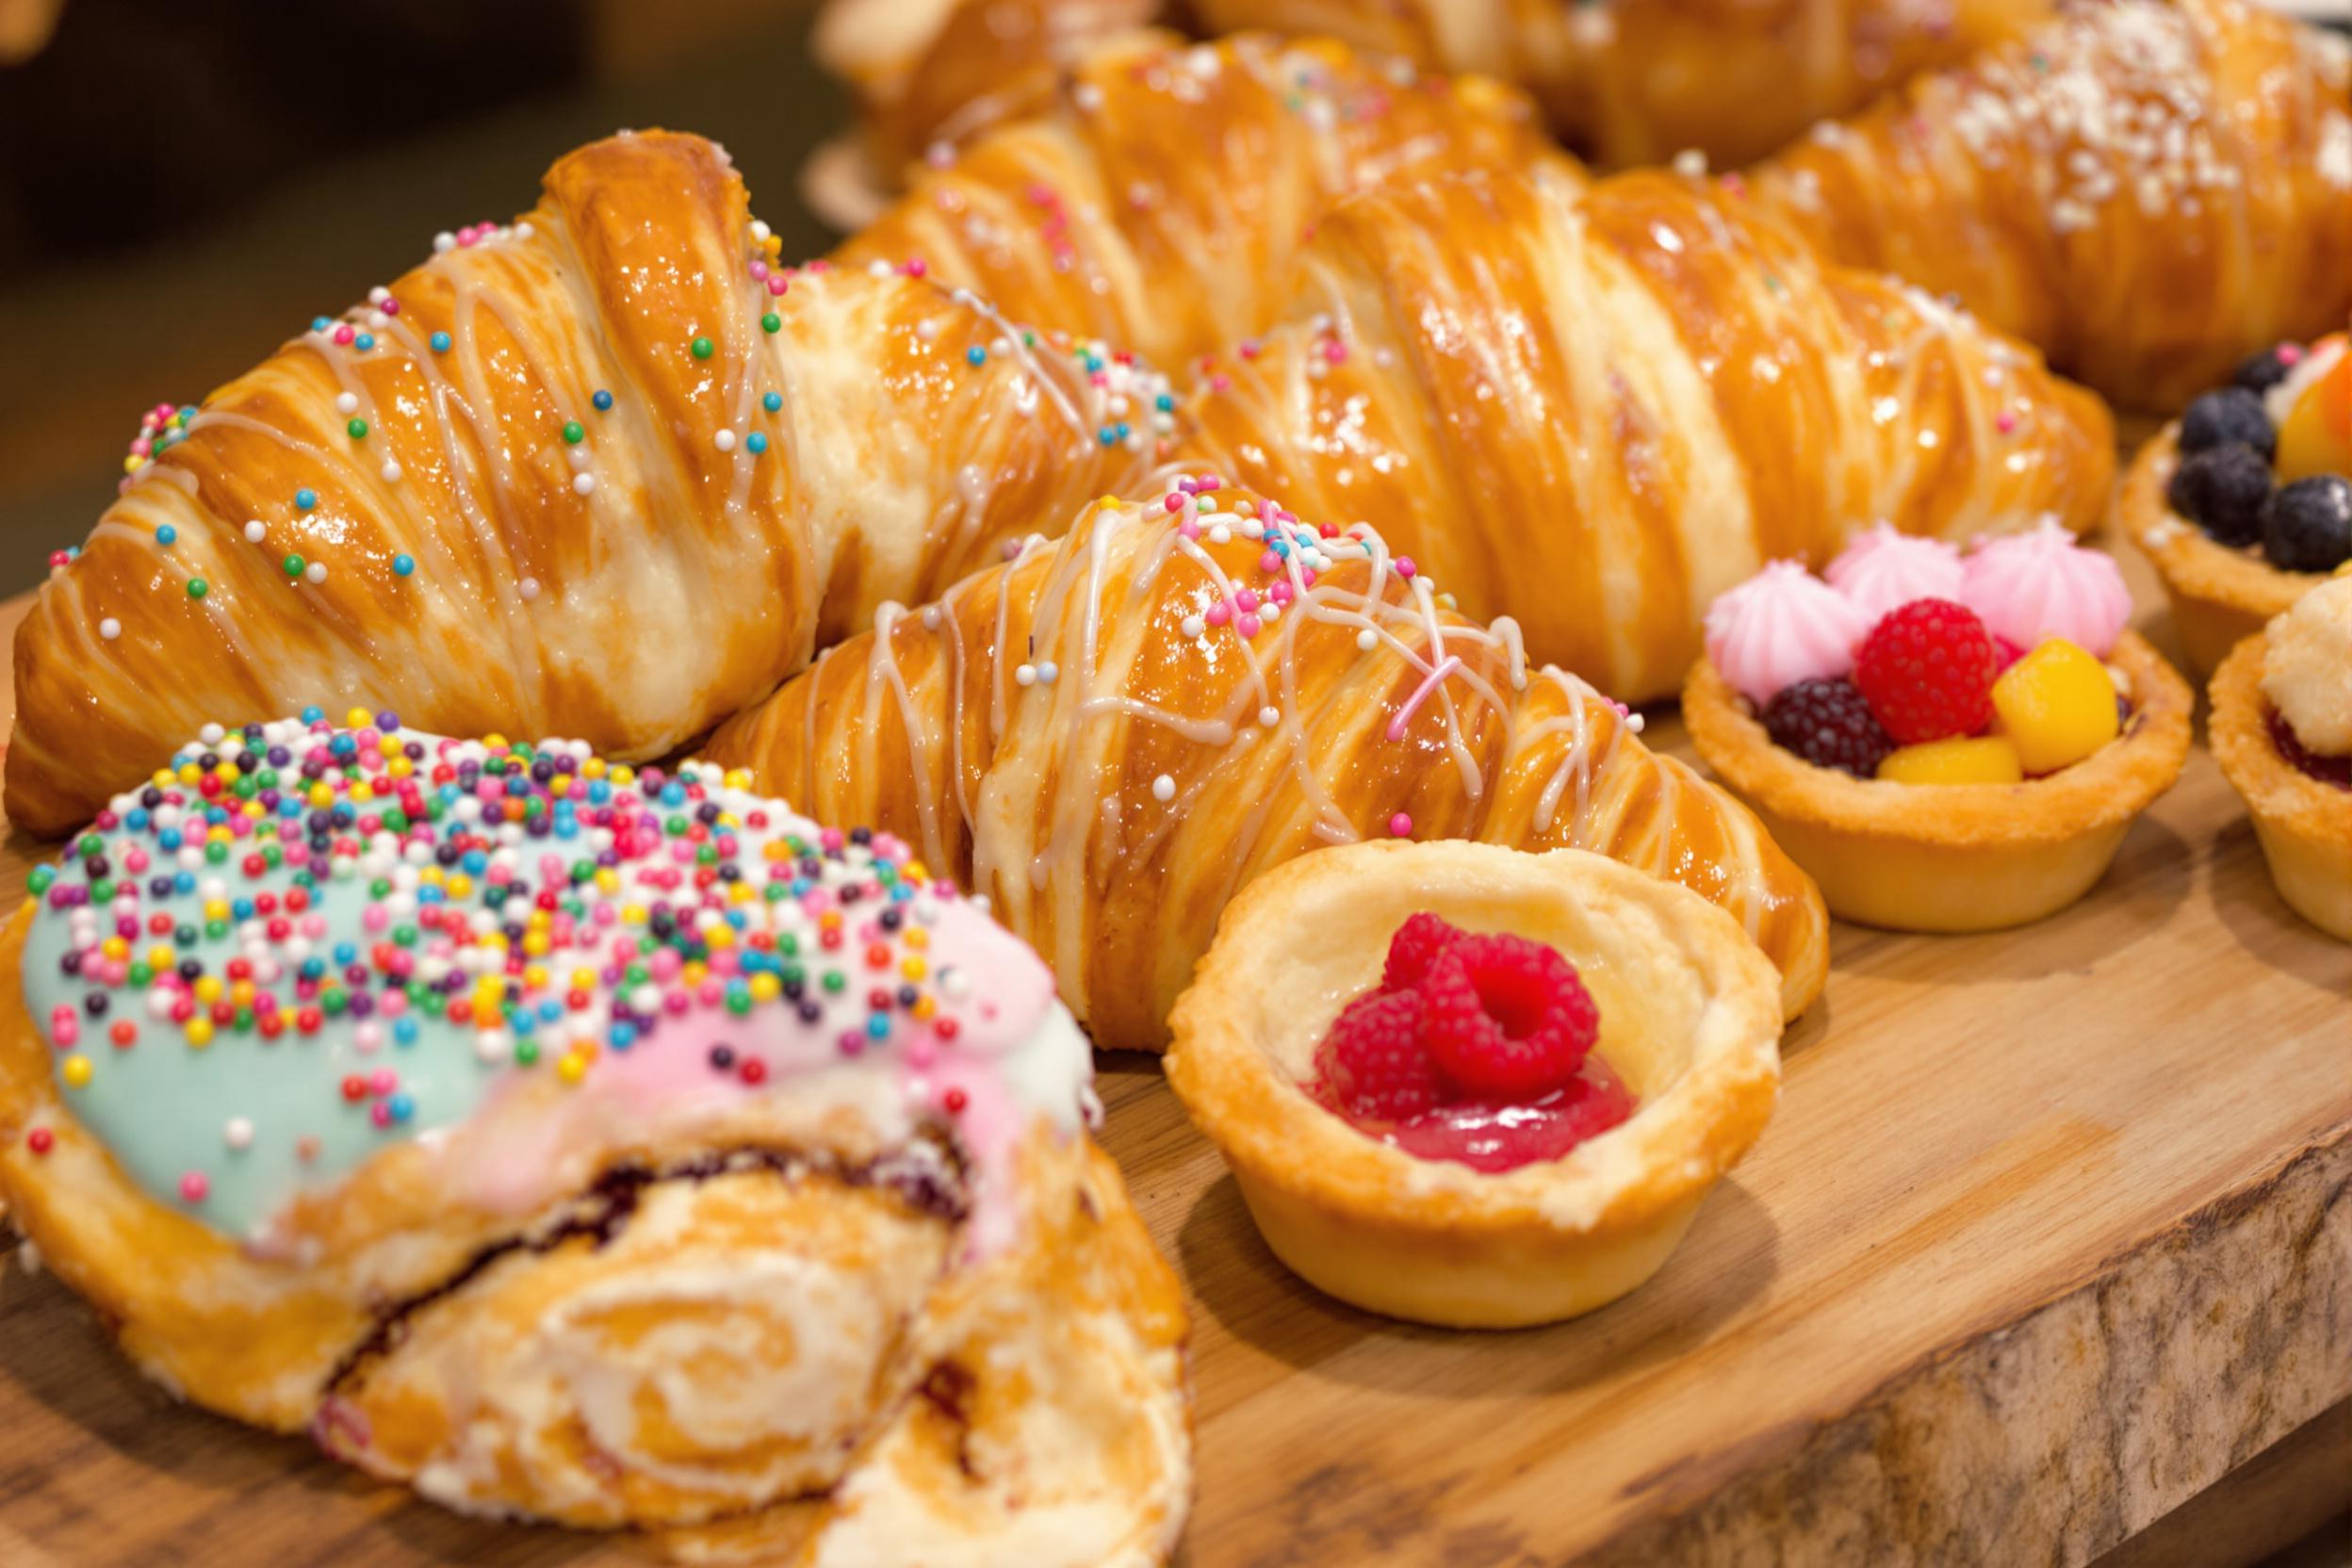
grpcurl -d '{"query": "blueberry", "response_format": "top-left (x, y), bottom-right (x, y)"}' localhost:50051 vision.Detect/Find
top-left (2232, 347), bottom-right (2296, 397)
top-left (2167, 443), bottom-right (2273, 547)
top-left (2180, 387), bottom-right (2275, 460)
top-left (2262, 475), bottom-right (2352, 573)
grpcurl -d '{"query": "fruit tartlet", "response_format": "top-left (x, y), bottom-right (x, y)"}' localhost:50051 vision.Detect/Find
top-left (2123, 335), bottom-right (2352, 675)
top-left (1684, 524), bottom-right (2193, 932)
top-left (2210, 573), bottom-right (2352, 942)
top-left (1165, 841), bottom-right (1782, 1330)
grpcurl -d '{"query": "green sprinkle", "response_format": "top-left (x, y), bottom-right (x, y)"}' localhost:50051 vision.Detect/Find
top-left (186, 578), bottom-right (209, 599)
top-left (347, 417), bottom-right (368, 440)
top-left (562, 420), bottom-right (584, 444)
top-left (760, 313), bottom-right (781, 334)
top-left (283, 555), bottom-right (306, 578)
top-left (690, 336), bottom-right (714, 360)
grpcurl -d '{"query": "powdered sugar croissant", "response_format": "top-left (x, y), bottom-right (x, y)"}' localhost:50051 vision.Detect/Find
top-left (1180, 162), bottom-right (2115, 705)
top-left (1749, 0), bottom-right (2352, 410)
top-left (0, 723), bottom-right (1189, 1563)
top-left (8, 129), bottom-right (1174, 839)
top-left (702, 478), bottom-right (1832, 1041)
top-left (835, 30), bottom-right (1579, 368)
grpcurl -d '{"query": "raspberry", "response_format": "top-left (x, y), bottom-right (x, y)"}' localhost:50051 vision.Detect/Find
top-left (1312, 988), bottom-right (1443, 1121)
top-left (1760, 678), bottom-right (1894, 777)
top-left (1381, 911), bottom-right (1467, 992)
top-left (1854, 598), bottom-right (1999, 745)
top-left (1418, 934), bottom-right (1597, 1102)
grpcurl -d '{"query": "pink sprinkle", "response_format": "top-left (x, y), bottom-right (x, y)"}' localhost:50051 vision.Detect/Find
top-left (1270, 581), bottom-right (1295, 606)
top-left (1164, 493), bottom-right (1186, 513)
top-left (1235, 613), bottom-right (1262, 638)
top-left (749, 260), bottom-right (770, 281)
top-left (767, 275), bottom-right (789, 296)
top-left (362, 906), bottom-right (389, 933)
top-left (51, 1019), bottom-right (78, 1049)
top-left (1178, 520), bottom-right (1200, 541)
top-left (1204, 601), bottom-right (1232, 627)
top-left (1388, 813), bottom-right (1413, 838)
top-left (368, 1069), bottom-right (398, 1096)
top-left (1995, 410), bottom-right (2017, 434)
top-left (179, 1172), bottom-right (209, 1202)
top-left (1209, 373), bottom-right (1232, 393)
top-left (1322, 340), bottom-right (1348, 366)
top-left (380, 298), bottom-right (400, 316)
top-left (1396, 558), bottom-right (1417, 580)
top-left (904, 258), bottom-right (927, 278)
top-left (2279, 343), bottom-right (2305, 367)
top-left (1233, 589), bottom-right (1259, 613)
top-left (369, 1102), bottom-right (394, 1128)
top-left (1260, 550), bottom-right (1282, 573)
top-left (1198, 476), bottom-right (1220, 491)
top-left (332, 324), bottom-right (356, 346)
top-left (130, 438), bottom-right (153, 457)
top-left (1239, 340), bottom-right (1261, 360)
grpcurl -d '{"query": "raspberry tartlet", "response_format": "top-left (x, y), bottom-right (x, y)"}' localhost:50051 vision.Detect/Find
top-left (1165, 841), bottom-right (1782, 1329)
top-left (2210, 572), bottom-right (2352, 942)
top-left (2122, 335), bottom-right (2352, 675)
top-left (1684, 526), bottom-right (2194, 932)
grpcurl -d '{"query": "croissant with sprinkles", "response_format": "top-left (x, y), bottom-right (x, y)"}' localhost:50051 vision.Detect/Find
top-left (1749, 0), bottom-right (2352, 410)
top-left (833, 30), bottom-right (1582, 369)
top-left (7, 130), bottom-right (1175, 839)
top-left (1178, 162), bottom-right (2116, 705)
top-left (702, 480), bottom-right (1835, 1043)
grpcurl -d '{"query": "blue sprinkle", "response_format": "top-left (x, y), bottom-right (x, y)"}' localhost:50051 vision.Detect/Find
top-left (1156, 393), bottom-right (1175, 412)
top-left (591, 387), bottom-right (613, 411)
top-left (301, 704), bottom-right (325, 723)
top-left (429, 331), bottom-right (452, 353)
top-left (232, 898), bottom-right (254, 921)
top-left (173, 871), bottom-right (197, 894)
top-left (299, 957), bottom-right (326, 981)
top-left (1097, 427), bottom-right (1118, 446)
top-left (761, 390), bottom-right (782, 413)
top-left (610, 1021), bottom-right (638, 1050)
top-left (353, 333), bottom-right (376, 352)
top-left (394, 1017), bottom-right (420, 1047)
top-left (333, 942), bottom-right (358, 966)
top-left (125, 808), bottom-right (150, 830)
top-left (511, 1011), bottom-right (536, 1036)
top-left (745, 432), bottom-right (768, 455)
top-left (155, 524), bottom-right (178, 547)
top-left (294, 488), bottom-right (318, 511)
top-left (661, 781), bottom-right (687, 807)
top-left (865, 1013), bottom-right (891, 1039)
top-left (312, 316), bottom-right (333, 333)
top-left (392, 553), bottom-right (416, 577)
top-left (158, 828), bottom-right (183, 851)
top-left (966, 346), bottom-right (988, 367)
top-left (460, 849), bottom-right (488, 874)
top-left (537, 1000), bottom-right (563, 1023)
top-left (386, 1093), bottom-right (415, 1122)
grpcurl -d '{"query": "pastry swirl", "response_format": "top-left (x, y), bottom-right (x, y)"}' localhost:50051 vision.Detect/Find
top-left (0, 719), bottom-right (1190, 1561)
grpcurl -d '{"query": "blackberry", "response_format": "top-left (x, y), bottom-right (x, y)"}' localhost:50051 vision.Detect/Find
top-left (2232, 347), bottom-right (2296, 397)
top-left (2262, 475), bottom-right (2352, 573)
top-left (2166, 442), bottom-right (2273, 547)
top-left (2179, 387), bottom-right (2275, 460)
top-left (1761, 678), bottom-right (1895, 777)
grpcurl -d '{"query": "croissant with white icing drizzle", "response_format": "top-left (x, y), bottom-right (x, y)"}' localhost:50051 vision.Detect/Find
top-left (701, 479), bottom-right (1833, 1041)
top-left (0, 721), bottom-right (1190, 1562)
top-left (1749, 0), bottom-right (2352, 410)
top-left (833, 30), bottom-right (1580, 368)
top-left (7, 129), bottom-right (1174, 839)
top-left (1181, 163), bottom-right (2116, 705)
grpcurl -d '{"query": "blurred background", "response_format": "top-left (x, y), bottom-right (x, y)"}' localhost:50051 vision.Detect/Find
top-left (0, 0), bottom-right (841, 596)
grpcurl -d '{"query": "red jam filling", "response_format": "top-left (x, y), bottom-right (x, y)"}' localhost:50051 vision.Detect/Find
top-left (1308, 913), bottom-right (1635, 1175)
top-left (2271, 711), bottom-right (2352, 791)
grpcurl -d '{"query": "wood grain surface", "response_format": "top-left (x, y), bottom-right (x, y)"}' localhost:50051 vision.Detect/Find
top-left (0, 542), bottom-right (2345, 1567)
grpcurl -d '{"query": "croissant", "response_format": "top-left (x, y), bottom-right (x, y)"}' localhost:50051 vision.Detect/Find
top-left (812, 0), bottom-right (1164, 183)
top-left (1179, 163), bottom-right (2116, 705)
top-left (702, 478), bottom-right (1833, 1045)
top-left (833, 30), bottom-right (1579, 368)
top-left (0, 723), bottom-right (1190, 1560)
top-left (810, 0), bottom-right (2042, 179)
top-left (1748, 0), bottom-right (2352, 411)
top-left (1184, 0), bottom-right (2050, 166)
top-left (8, 129), bottom-right (1175, 839)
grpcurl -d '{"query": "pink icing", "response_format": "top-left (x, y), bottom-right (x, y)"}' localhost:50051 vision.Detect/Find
top-left (1960, 519), bottom-right (2132, 659)
top-left (1704, 561), bottom-right (1871, 705)
top-left (1825, 524), bottom-right (1966, 627)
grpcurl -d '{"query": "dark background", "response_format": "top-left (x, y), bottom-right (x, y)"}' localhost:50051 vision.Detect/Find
top-left (0, 0), bottom-right (842, 596)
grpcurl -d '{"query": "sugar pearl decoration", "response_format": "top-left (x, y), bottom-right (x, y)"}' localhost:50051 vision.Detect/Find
top-left (223, 1118), bottom-right (253, 1151)
top-left (714, 430), bottom-right (738, 453)
top-left (335, 393), bottom-right (359, 416)
top-left (244, 520), bottom-right (267, 544)
top-left (518, 577), bottom-right (542, 601)
top-left (1151, 774), bottom-right (1176, 802)
top-left (98, 617), bottom-right (122, 641)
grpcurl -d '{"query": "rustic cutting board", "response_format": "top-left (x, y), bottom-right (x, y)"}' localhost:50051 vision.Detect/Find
top-left (0, 540), bottom-right (2345, 1568)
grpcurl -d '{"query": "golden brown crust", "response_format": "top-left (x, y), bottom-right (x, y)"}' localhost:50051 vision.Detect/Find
top-left (2118, 427), bottom-right (2329, 676)
top-left (2209, 631), bottom-right (2352, 941)
top-left (1683, 631), bottom-right (2194, 930)
top-left (1163, 841), bottom-right (1783, 1327)
top-left (703, 489), bottom-right (1830, 1039)
top-left (834, 32), bottom-right (1577, 369)
top-left (1751, 0), bottom-right (2352, 411)
top-left (7, 131), bottom-right (1168, 838)
top-left (1182, 165), bottom-right (2115, 704)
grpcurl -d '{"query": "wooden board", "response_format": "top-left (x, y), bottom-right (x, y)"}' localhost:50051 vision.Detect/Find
top-left (0, 543), bottom-right (2346, 1568)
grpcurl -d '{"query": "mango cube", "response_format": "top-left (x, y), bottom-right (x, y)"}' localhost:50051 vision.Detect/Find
top-left (2276, 348), bottom-right (2352, 483)
top-left (1990, 638), bottom-right (2118, 774)
top-left (1877, 736), bottom-right (2024, 785)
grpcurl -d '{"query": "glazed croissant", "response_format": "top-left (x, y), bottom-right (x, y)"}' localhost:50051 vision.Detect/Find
top-left (8, 129), bottom-right (1173, 838)
top-left (1185, 0), bottom-right (2050, 167)
top-left (1180, 163), bottom-right (2115, 705)
top-left (702, 478), bottom-right (1833, 1043)
top-left (1749, 0), bottom-right (2352, 411)
top-left (0, 724), bottom-right (1190, 1562)
top-left (833, 31), bottom-right (1578, 370)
